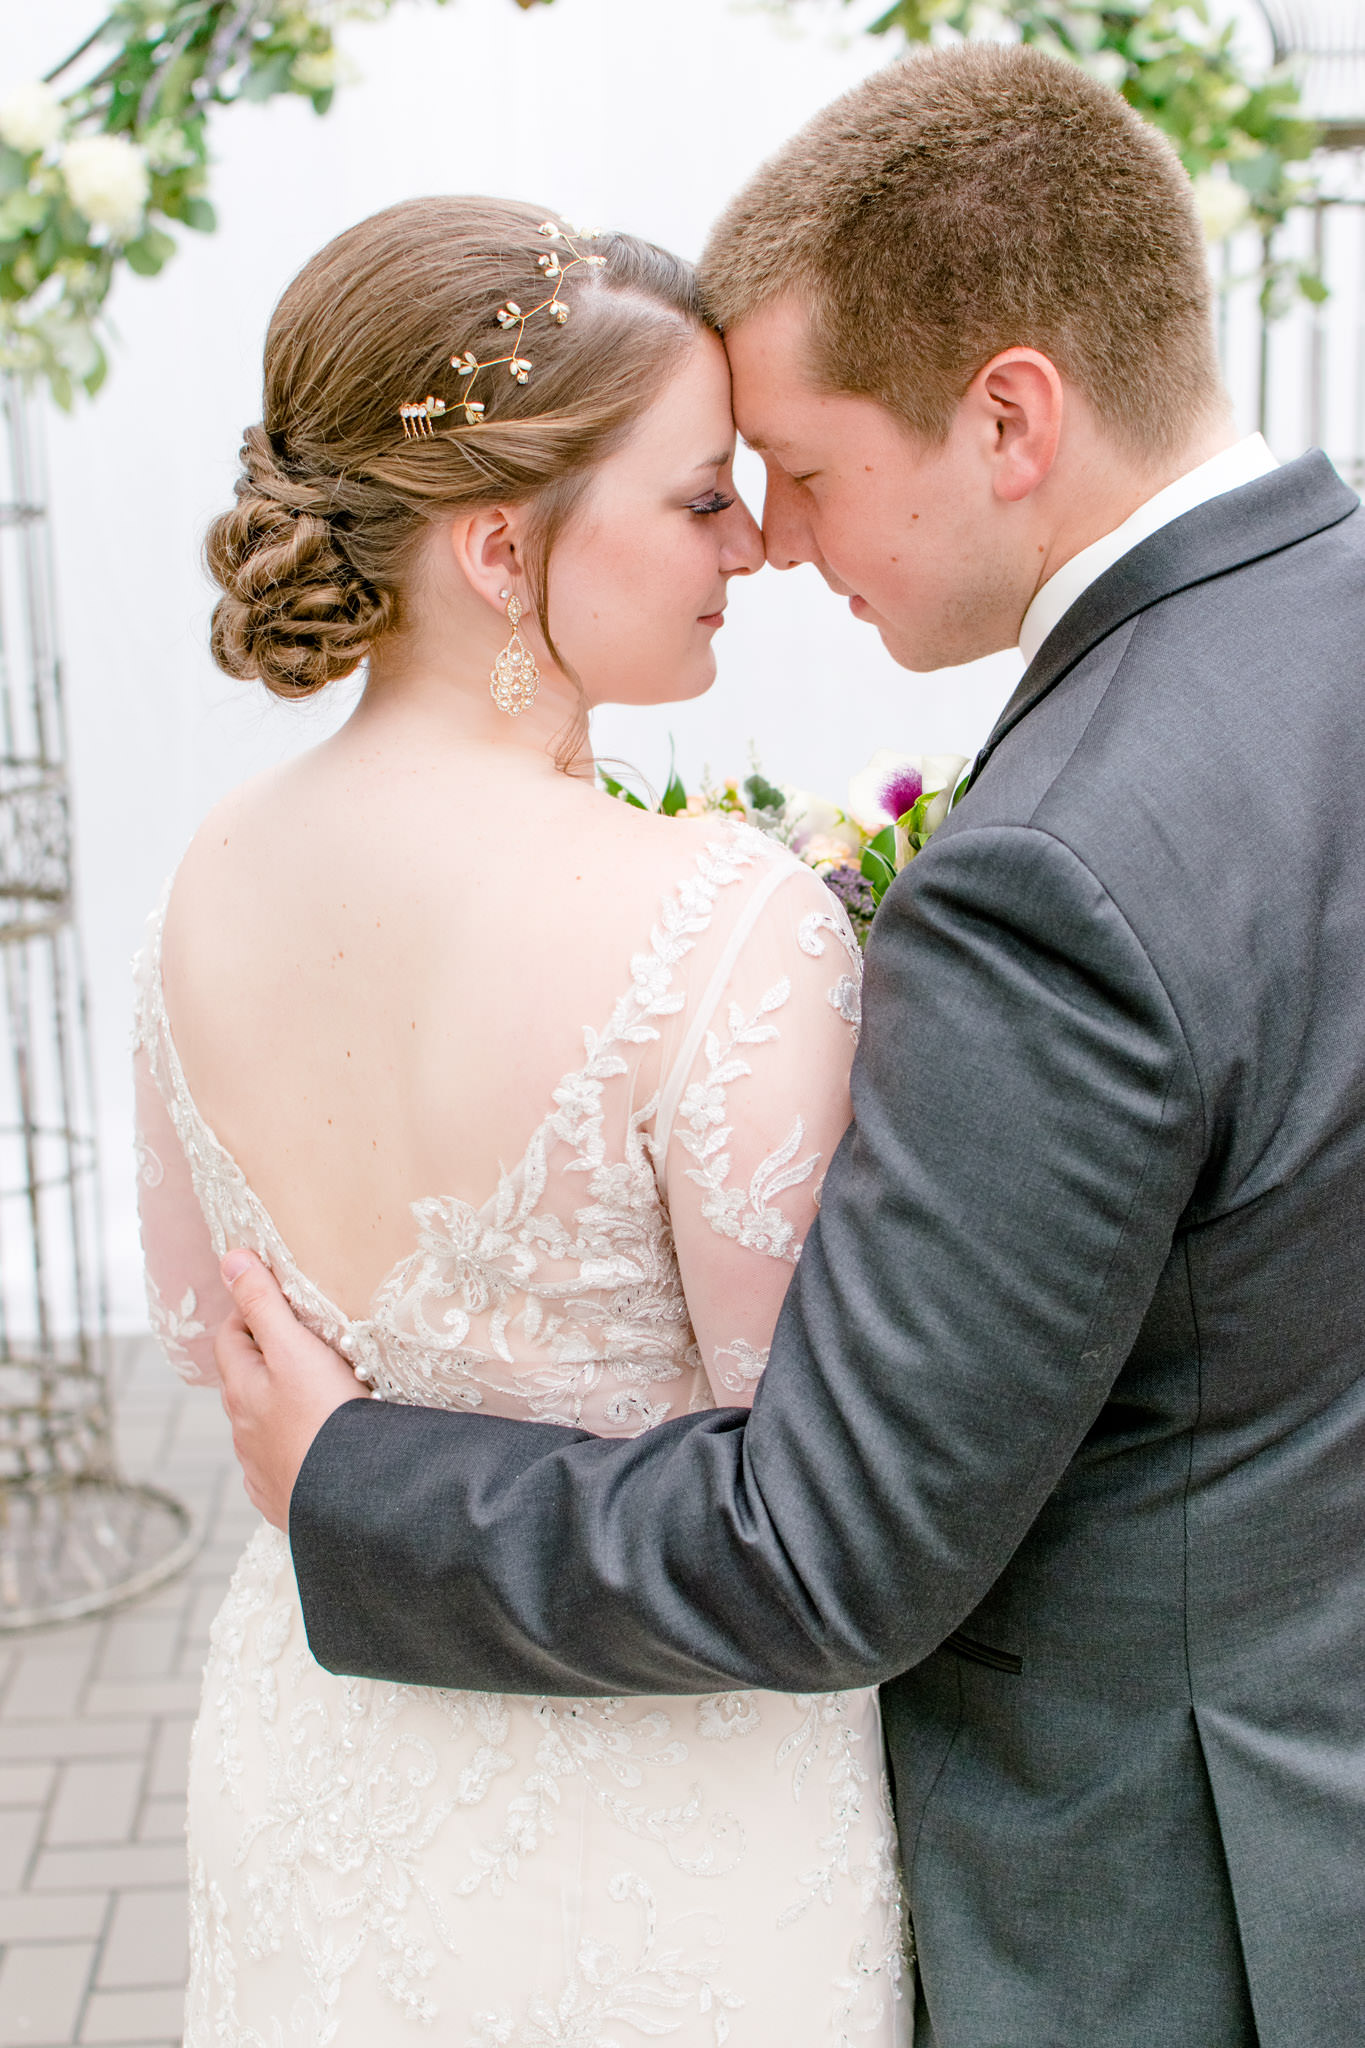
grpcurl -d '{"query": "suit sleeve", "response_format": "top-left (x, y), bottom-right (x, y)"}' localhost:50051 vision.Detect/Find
top-left (289, 825), bottom-right (1205, 1694)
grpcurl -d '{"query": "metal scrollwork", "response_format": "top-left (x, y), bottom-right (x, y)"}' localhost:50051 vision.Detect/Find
top-left (0, 377), bottom-right (194, 1631)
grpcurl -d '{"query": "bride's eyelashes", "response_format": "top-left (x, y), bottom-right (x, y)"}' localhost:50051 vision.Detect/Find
top-left (687, 490), bottom-right (737, 517)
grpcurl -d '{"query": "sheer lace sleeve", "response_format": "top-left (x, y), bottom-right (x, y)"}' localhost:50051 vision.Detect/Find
top-left (656, 853), bottom-right (861, 1408)
top-left (133, 922), bottom-right (233, 1388)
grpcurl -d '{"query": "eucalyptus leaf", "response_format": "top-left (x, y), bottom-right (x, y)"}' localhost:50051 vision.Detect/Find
top-left (241, 52), bottom-right (296, 101)
top-left (0, 150), bottom-right (30, 198)
top-left (124, 232), bottom-right (168, 275)
top-left (0, 192), bottom-right (49, 239)
top-left (744, 772), bottom-right (786, 814)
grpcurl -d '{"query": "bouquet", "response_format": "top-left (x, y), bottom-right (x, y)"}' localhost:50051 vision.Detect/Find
top-left (600, 748), bottom-right (971, 947)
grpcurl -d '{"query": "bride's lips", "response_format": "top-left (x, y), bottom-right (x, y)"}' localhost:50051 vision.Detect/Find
top-left (698, 610), bottom-right (726, 629)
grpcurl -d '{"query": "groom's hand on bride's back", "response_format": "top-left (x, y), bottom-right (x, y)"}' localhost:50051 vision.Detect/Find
top-left (214, 1251), bottom-right (365, 1530)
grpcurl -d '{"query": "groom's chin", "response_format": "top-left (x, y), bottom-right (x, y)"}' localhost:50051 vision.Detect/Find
top-left (871, 618), bottom-right (957, 675)
top-left (874, 615), bottom-right (1019, 674)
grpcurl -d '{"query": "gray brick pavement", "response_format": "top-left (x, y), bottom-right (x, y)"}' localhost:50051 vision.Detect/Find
top-left (0, 1338), bottom-right (243, 2048)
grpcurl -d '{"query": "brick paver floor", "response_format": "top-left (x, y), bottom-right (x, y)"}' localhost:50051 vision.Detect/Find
top-left (0, 1338), bottom-right (245, 2048)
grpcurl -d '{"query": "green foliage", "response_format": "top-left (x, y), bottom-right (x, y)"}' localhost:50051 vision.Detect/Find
top-left (596, 768), bottom-right (648, 810)
top-left (0, 0), bottom-right (555, 406)
top-left (743, 770), bottom-right (787, 816)
top-left (660, 763), bottom-right (689, 815)
top-left (856, 824), bottom-right (895, 904)
top-left (837, 0), bottom-right (1324, 312)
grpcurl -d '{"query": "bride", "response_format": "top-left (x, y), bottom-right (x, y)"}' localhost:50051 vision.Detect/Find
top-left (134, 195), bottom-right (908, 2045)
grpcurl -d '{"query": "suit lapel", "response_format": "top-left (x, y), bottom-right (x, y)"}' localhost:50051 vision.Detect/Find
top-left (966, 451), bottom-right (1360, 791)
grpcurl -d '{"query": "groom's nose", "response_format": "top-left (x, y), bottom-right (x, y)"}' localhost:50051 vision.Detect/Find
top-left (760, 466), bottom-right (819, 573)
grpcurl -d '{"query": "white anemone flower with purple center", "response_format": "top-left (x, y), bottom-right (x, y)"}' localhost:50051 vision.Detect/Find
top-left (847, 749), bottom-right (971, 867)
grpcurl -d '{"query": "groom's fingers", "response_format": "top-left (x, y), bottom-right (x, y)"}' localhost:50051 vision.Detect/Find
top-left (214, 1311), bottom-right (280, 1525)
top-left (218, 1249), bottom-right (298, 1360)
top-left (217, 1250), bottom-right (362, 1404)
top-left (213, 1249), bottom-right (367, 1533)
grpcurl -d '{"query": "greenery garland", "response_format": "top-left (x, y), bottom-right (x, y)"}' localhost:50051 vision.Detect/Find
top-left (0, 0), bottom-right (550, 406)
top-left (0, 0), bottom-right (1325, 409)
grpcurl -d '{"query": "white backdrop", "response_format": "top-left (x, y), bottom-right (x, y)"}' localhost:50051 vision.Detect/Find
top-left (9, 0), bottom-right (1081, 1322)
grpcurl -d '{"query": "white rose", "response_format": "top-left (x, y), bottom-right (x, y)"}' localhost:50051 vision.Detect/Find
top-left (783, 787), bottom-right (861, 856)
top-left (61, 133), bottom-right (150, 242)
top-left (1081, 50), bottom-right (1128, 91)
top-left (0, 81), bottom-right (64, 157)
top-left (1193, 171), bottom-right (1251, 245)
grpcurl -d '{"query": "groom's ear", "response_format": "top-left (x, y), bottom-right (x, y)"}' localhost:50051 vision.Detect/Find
top-left (970, 349), bottom-right (1064, 505)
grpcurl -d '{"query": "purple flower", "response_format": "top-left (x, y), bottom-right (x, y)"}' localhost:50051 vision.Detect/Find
top-left (880, 767), bottom-right (923, 821)
top-left (822, 863), bottom-right (877, 930)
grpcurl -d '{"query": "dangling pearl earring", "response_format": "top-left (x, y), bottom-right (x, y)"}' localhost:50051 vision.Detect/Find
top-left (490, 589), bottom-right (540, 717)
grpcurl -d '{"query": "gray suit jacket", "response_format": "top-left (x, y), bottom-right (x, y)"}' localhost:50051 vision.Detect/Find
top-left (291, 454), bottom-right (1365, 2047)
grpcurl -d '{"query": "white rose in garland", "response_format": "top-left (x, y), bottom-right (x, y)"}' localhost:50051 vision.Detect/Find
top-left (1, 0), bottom-right (559, 408)
top-left (60, 135), bottom-right (151, 243)
top-left (0, 82), bottom-right (65, 157)
top-left (1192, 170), bottom-right (1252, 246)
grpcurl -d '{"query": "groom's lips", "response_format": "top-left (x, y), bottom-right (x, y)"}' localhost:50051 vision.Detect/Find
top-left (848, 595), bottom-right (870, 618)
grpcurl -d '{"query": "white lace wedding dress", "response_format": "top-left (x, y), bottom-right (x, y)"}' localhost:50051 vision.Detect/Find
top-left (134, 822), bottom-right (910, 2047)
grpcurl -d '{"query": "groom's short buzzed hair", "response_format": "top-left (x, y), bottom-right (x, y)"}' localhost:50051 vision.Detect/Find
top-left (701, 42), bottom-right (1223, 455)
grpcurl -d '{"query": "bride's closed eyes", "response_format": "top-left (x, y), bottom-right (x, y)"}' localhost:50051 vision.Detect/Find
top-left (538, 329), bottom-right (763, 708)
top-left (688, 489), bottom-right (738, 516)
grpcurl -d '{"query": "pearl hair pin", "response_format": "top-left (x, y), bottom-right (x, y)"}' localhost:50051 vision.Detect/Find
top-left (399, 223), bottom-right (607, 438)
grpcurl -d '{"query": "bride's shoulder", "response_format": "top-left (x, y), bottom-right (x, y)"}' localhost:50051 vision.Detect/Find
top-left (600, 800), bottom-right (796, 888)
top-left (162, 756), bottom-right (318, 974)
top-left (606, 805), bottom-right (844, 943)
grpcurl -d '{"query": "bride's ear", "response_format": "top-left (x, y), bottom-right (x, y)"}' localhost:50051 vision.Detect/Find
top-left (443, 504), bottom-right (530, 615)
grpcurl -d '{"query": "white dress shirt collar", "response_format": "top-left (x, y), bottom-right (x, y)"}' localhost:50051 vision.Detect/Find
top-left (1017, 433), bottom-right (1280, 668)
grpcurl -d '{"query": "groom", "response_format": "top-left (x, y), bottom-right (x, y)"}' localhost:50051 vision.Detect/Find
top-left (214, 43), bottom-right (1365, 2047)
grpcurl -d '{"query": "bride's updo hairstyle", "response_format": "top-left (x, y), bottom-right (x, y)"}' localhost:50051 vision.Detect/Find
top-left (207, 197), bottom-right (703, 697)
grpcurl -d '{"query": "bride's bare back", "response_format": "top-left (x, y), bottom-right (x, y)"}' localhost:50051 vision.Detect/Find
top-left (163, 733), bottom-right (731, 1318)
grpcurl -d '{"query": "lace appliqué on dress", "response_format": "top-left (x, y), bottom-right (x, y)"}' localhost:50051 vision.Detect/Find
top-left (676, 982), bottom-right (820, 1265)
top-left (137, 827), bottom-right (906, 2044)
top-left (146, 1279), bottom-right (207, 1383)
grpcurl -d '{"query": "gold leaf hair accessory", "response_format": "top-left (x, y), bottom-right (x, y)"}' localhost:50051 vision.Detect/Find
top-left (399, 223), bottom-right (607, 437)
